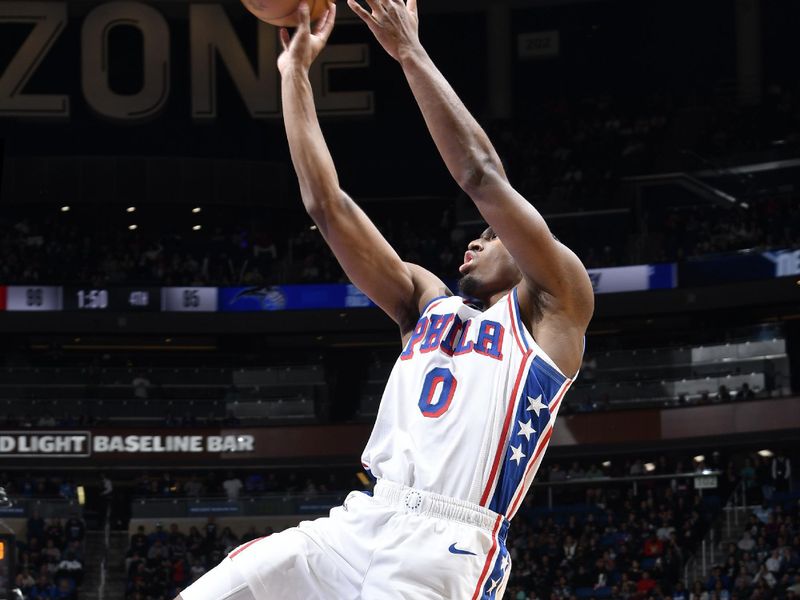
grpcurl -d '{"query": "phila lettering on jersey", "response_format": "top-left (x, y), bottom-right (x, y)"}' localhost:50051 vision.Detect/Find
top-left (361, 289), bottom-right (577, 520)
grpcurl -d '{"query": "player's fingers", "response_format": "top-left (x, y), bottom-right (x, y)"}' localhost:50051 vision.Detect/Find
top-left (363, 0), bottom-right (384, 18)
top-left (407, 0), bottom-right (417, 15)
top-left (347, 0), bottom-right (376, 25)
top-left (279, 27), bottom-right (291, 51)
top-left (297, 0), bottom-right (311, 33)
top-left (314, 1), bottom-right (336, 40)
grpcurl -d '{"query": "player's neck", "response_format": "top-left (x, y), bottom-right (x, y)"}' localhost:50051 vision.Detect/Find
top-left (482, 288), bottom-right (512, 310)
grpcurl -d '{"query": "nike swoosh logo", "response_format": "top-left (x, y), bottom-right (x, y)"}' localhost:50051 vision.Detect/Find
top-left (448, 543), bottom-right (476, 556)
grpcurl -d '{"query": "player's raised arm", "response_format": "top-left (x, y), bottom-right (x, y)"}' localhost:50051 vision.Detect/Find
top-left (348, 0), bottom-right (594, 329)
top-left (278, 2), bottom-right (448, 335)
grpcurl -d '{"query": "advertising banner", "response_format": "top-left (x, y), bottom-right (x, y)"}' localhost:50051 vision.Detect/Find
top-left (679, 248), bottom-right (800, 287)
top-left (219, 284), bottom-right (376, 312)
top-left (587, 263), bottom-right (676, 294)
top-left (0, 430), bottom-right (254, 458)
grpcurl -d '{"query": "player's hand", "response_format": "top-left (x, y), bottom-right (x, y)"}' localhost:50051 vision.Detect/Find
top-left (347, 0), bottom-right (421, 62)
top-left (277, 1), bottom-right (336, 75)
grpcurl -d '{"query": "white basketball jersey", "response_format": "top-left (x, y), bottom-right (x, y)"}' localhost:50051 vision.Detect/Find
top-left (361, 289), bottom-right (576, 521)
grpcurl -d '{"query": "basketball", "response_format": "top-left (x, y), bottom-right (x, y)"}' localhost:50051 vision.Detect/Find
top-left (241, 0), bottom-right (328, 27)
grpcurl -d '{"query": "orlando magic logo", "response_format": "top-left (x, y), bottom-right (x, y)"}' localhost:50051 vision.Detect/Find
top-left (229, 287), bottom-right (287, 311)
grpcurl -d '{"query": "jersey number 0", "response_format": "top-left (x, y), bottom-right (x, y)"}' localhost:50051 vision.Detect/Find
top-left (418, 367), bottom-right (458, 418)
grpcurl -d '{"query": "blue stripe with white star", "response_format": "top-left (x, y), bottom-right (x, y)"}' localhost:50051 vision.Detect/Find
top-left (488, 356), bottom-right (566, 516)
top-left (481, 520), bottom-right (511, 599)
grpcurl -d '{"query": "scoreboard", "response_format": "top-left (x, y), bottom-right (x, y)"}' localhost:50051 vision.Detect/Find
top-left (0, 261), bottom-right (685, 316)
top-left (63, 287), bottom-right (161, 312)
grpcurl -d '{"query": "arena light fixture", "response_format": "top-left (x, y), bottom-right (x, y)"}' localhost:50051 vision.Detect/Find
top-left (128, 224), bottom-right (138, 231)
top-left (601, 461), bottom-right (611, 468)
top-left (310, 225), bottom-right (318, 231)
top-left (192, 207), bottom-right (202, 214)
top-left (644, 463), bottom-right (656, 473)
top-left (192, 224), bottom-right (202, 231)
top-left (758, 449), bottom-right (774, 458)
top-left (61, 205), bottom-right (71, 212)
top-left (126, 206), bottom-right (136, 213)
top-left (693, 454), bottom-right (705, 463)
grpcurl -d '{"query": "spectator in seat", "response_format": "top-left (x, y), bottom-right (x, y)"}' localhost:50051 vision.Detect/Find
top-left (562, 534), bottom-right (577, 563)
top-left (637, 571), bottom-right (657, 595)
top-left (146, 539), bottom-right (169, 564)
top-left (204, 517), bottom-right (218, 544)
top-left (56, 551), bottom-right (83, 586)
top-left (15, 569), bottom-right (36, 595)
top-left (672, 580), bottom-right (688, 600)
top-left (689, 580), bottom-right (707, 600)
top-left (148, 523), bottom-right (168, 545)
top-left (771, 453), bottom-right (792, 493)
top-left (27, 510), bottom-right (46, 542)
top-left (30, 575), bottom-right (56, 600)
top-left (42, 538), bottom-right (61, 564)
top-left (738, 531), bottom-right (756, 552)
top-left (738, 382), bottom-right (756, 401)
top-left (183, 475), bottom-right (204, 498)
top-left (713, 580), bottom-right (731, 600)
top-left (706, 566), bottom-right (731, 591)
top-left (189, 559), bottom-right (206, 584)
top-left (718, 385), bottom-right (731, 402)
top-left (765, 549), bottom-right (783, 574)
top-left (753, 563), bottom-right (776, 588)
top-left (172, 556), bottom-right (189, 590)
top-left (644, 534), bottom-right (664, 557)
top-left (244, 472), bottom-right (266, 494)
top-left (130, 526), bottom-right (148, 555)
top-left (58, 480), bottom-right (76, 501)
top-left (64, 516), bottom-right (84, 543)
top-left (126, 552), bottom-right (144, 579)
top-left (223, 472), bottom-right (243, 502)
top-left (131, 373), bottom-right (151, 400)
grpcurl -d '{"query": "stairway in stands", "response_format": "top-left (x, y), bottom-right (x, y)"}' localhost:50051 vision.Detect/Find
top-left (80, 529), bottom-right (130, 600)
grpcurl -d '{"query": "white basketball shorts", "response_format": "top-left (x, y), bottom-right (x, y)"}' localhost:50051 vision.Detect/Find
top-left (181, 480), bottom-right (512, 599)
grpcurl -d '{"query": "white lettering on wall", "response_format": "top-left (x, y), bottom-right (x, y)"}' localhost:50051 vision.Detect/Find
top-left (0, 2), bottom-right (373, 122)
top-left (81, 1), bottom-right (171, 121)
top-left (0, 2), bottom-right (70, 118)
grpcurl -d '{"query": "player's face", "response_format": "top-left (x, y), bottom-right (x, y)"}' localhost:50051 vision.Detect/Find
top-left (458, 227), bottom-right (522, 301)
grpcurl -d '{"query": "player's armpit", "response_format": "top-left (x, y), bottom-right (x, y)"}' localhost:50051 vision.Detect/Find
top-left (312, 192), bottom-right (449, 334)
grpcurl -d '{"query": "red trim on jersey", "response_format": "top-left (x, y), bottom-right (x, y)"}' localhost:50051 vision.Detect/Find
top-left (505, 378), bottom-right (572, 518)
top-left (0, 287), bottom-right (6, 311)
top-left (479, 351), bottom-right (533, 506)
top-left (228, 536), bottom-right (267, 559)
top-left (471, 515), bottom-right (503, 600)
top-left (506, 293), bottom-right (527, 355)
top-left (423, 299), bottom-right (447, 316)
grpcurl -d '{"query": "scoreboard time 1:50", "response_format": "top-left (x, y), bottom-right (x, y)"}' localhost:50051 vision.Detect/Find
top-left (63, 287), bottom-right (159, 311)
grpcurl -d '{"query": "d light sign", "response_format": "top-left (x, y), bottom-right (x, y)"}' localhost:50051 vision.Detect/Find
top-left (0, 1), bottom-right (373, 121)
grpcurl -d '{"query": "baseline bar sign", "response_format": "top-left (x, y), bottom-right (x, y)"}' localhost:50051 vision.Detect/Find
top-left (0, 432), bottom-right (254, 457)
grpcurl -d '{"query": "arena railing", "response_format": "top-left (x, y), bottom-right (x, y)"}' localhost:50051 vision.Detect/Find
top-left (129, 470), bottom-right (722, 518)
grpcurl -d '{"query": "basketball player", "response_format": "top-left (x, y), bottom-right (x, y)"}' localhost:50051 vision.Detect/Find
top-left (179, 1), bottom-right (592, 598)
